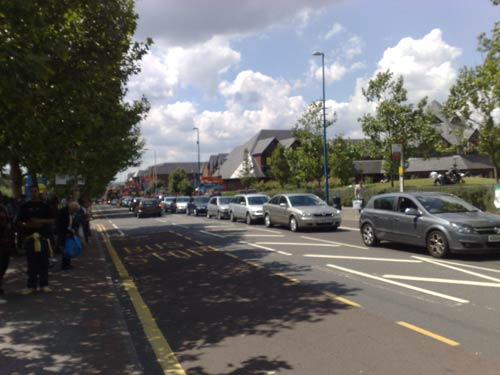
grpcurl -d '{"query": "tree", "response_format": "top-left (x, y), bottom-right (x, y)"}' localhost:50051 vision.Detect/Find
top-left (329, 137), bottom-right (362, 186)
top-left (0, 1), bottom-right (151, 197)
top-left (443, 0), bottom-right (500, 180)
top-left (267, 143), bottom-right (291, 187)
top-left (359, 70), bottom-right (440, 186)
top-left (239, 148), bottom-right (256, 190)
top-left (169, 168), bottom-right (189, 195)
top-left (287, 101), bottom-right (335, 188)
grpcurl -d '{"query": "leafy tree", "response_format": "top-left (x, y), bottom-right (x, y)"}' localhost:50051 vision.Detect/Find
top-left (443, 0), bottom-right (500, 180)
top-left (329, 137), bottom-right (362, 186)
top-left (359, 70), bottom-right (440, 186)
top-left (267, 143), bottom-right (291, 187)
top-left (169, 168), bottom-right (189, 195)
top-left (0, 1), bottom-right (151, 197)
top-left (287, 101), bottom-right (334, 188)
top-left (178, 179), bottom-right (194, 196)
top-left (239, 148), bottom-right (256, 190)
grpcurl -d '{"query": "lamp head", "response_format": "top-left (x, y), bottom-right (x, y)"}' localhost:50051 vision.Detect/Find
top-left (312, 51), bottom-right (323, 56)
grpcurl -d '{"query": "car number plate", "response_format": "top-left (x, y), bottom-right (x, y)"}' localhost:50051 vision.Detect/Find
top-left (318, 219), bottom-right (333, 224)
top-left (488, 235), bottom-right (500, 242)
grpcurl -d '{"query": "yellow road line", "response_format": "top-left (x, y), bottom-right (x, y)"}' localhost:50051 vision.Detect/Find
top-left (98, 224), bottom-right (185, 374)
top-left (153, 252), bottom-right (166, 262)
top-left (322, 291), bottom-right (361, 308)
top-left (145, 245), bottom-right (154, 250)
top-left (155, 244), bottom-right (164, 250)
top-left (275, 273), bottom-right (300, 284)
top-left (397, 321), bottom-right (460, 346)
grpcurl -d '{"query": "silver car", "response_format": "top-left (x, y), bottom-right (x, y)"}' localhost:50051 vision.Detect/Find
top-left (359, 192), bottom-right (500, 258)
top-left (263, 193), bottom-right (341, 232)
top-left (229, 194), bottom-right (270, 224)
top-left (172, 196), bottom-right (190, 213)
top-left (206, 196), bottom-right (233, 219)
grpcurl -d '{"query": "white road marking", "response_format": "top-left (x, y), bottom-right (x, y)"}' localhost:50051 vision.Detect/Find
top-left (339, 226), bottom-right (359, 231)
top-left (250, 227), bottom-right (283, 234)
top-left (412, 257), bottom-right (500, 274)
top-left (200, 230), bottom-right (225, 238)
top-left (326, 263), bottom-right (469, 304)
top-left (242, 234), bottom-right (285, 238)
top-left (256, 242), bottom-right (339, 247)
top-left (171, 222), bottom-right (190, 229)
top-left (207, 227), bottom-right (247, 232)
top-left (413, 256), bottom-right (500, 283)
top-left (110, 223), bottom-right (125, 236)
top-left (304, 255), bottom-right (421, 263)
top-left (383, 275), bottom-right (500, 287)
top-left (239, 241), bottom-right (292, 256)
top-left (155, 219), bottom-right (168, 223)
top-left (301, 236), bottom-right (369, 250)
top-left (203, 225), bottom-right (237, 229)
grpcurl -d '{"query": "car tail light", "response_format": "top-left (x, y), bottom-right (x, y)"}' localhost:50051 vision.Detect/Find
top-left (158, 204), bottom-right (162, 208)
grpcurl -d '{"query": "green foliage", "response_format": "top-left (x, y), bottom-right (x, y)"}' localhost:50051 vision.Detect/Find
top-left (443, 0), bottom-right (500, 180)
top-left (0, 0), bottom-right (151, 197)
top-left (178, 179), bottom-right (194, 196)
top-left (169, 168), bottom-right (188, 195)
top-left (286, 101), bottom-right (335, 188)
top-left (239, 148), bottom-right (256, 189)
top-left (329, 137), bottom-right (362, 186)
top-left (359, 70), bottom-right (440, 185)
top-left (267, 143), bottom-right (290, 187)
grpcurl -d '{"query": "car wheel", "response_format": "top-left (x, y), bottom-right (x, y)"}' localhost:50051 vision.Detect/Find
top-left (427, 230), bottom-right (450, 258)
top-left (264, 214), bottom-right (273, 228)
top-left (330, 224), bottom-right (338, 231)
top-left (289, 216), bottom-right (299, 232)
top-left (230, 212), bottom-right (236, 222)
top-left (361, 223), bottom-right (379, 246)
top-left (246, 213), bottom-right (253, 225)
top-left (158, 212), bottom-right (162, 217)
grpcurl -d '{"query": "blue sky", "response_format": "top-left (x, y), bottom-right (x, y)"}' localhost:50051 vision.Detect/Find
top-left (119, 0), bottom-right (498, 181)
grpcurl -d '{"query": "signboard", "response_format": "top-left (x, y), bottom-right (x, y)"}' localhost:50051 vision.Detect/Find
top-left (391, 143), bottom-right (402, 161)
top-left (495, 185), bottom-right (500, 209)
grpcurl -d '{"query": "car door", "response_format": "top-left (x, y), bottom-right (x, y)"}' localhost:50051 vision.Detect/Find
top-left (273, 195), bottom-right (289, 225)
top-left (393, 196), bottom-right (425, 245)
top-left (208, 197), bottom-right (216, 216)
top-left (265, 196), bottom-right (280, 224)
top-left (234, 196), bottom-right (244, 219)
top-left (372, 196), bottom-right (398, 240)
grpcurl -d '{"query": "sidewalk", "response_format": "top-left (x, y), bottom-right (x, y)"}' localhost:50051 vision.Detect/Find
top-left (0, 233), bottom-right (142, 375)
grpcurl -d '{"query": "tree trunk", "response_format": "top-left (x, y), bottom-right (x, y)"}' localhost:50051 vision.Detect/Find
top-left (9, 156), bottom-right (23, 199)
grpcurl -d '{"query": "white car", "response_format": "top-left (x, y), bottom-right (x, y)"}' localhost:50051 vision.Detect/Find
top-left (172, 196), bottom-right (190, 213)
top-left (229, 194), bottom-right (270, 224)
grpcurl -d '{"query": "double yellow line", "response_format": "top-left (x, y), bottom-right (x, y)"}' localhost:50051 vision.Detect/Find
top-left (97, 224), bottom-right (186, 375)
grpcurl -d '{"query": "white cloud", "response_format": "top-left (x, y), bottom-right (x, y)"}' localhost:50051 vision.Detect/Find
top-left (127, 37), bottom-right (241, 101)
top-left (343, 35), bottom-right (364, 59)
top-left (324, 22), bottom-right (344, 40)
top-left (377, 28), bottom-right (462, 102)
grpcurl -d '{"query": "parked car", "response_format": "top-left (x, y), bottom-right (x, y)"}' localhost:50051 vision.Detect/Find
top-left (359, 192), bottom-right (500, 258)
top-left (229, 193), bottom-right (270, 224)
top-left (129, 197), bottom-right (141, 212)
top-left (207, 196), bottom-right (233, 219)
top-left (162, 196), bottom-right (176, 212)
top-left (263, 193), bottom-right (341, 232)
top-left (121, 196), bottom-right (132, 207)
top-left (171, 196), bottom-right (190, 213)
top-left (136, 198), bottom-right (163, 218)
top-left (187, 196), bottom-right (210, 216)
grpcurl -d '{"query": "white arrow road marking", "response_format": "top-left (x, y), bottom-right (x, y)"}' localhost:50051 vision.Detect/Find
top-left (257, 242), bottom-right (340, 247)
top-left (301, 236), bottom-right (369, 250)
top-left (383, 275), bottom-right (500, 287)
top-left (304, 255), bottom-right (421, 262)
top-left (326, 263), bottom-right (469, 304)
top-left (413, 256), bottom-right (500, 283)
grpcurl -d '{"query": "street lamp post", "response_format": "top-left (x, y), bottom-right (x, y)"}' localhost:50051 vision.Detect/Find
top-left (312, 51), bottom-right (330, 204)
top-left (193, 127), bottom-right (201, 190)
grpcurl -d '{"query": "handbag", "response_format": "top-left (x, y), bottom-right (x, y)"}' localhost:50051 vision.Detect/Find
top-left (63, 235), bottom-right (82, 258)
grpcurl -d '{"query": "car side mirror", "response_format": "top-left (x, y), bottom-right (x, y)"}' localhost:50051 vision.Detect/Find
top-left (240, 201), bottom-right (246, 205)
top-left (279, 203), bottom-right (287, 208)
top-left (405, 208), bottom-right (420, 216)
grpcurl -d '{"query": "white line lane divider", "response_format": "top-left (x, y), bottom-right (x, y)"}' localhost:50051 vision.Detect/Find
top-left (257, 242), bottom-right (340, 247)
top-left (339, 226), bottom-right (359, 231)
top-left (325, 263), bottom-right (469, 304)
top-left (109, 223), bottom-right (125, 236)
top-left (383, 275), bottom-right (500, 287)
top-left (413, 256), bottom-right (500, 283)
top-left (301, 236), bottom-right (369, 250)
top-left (239, 241), bottom-right (292, 256)
top-left (200, 230), bottom-right (226, 238)
top-left (304, 255), bottom-right (422, 263)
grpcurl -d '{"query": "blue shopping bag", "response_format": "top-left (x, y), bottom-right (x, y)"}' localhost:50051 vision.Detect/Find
top-left (63, 235), bottom-right (82, 258)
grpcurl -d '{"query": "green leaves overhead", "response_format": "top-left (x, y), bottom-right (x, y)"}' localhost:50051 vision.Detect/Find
top-left (0, 0), bottom-right (152, 197)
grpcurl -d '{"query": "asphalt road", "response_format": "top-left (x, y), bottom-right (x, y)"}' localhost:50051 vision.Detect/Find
top-left (94, 204), bottom-right (500, 374)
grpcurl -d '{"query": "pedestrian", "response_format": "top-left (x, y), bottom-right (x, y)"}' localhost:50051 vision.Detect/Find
top-left (16, 185), bottom-right (55, 294)
top-left (0, 193), bottom-right (15, 303)
top-left (78, 198), bottom-right (91, 243)
top-left (354, 180), bottom-right (364, 213)
top-left (57, 201), bottom-right (84, 270)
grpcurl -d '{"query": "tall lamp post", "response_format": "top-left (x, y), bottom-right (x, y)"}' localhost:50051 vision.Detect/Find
top-left (312, 51), bottom-right (330, 204)
top-left (193, 127), bottom-right (201, 190)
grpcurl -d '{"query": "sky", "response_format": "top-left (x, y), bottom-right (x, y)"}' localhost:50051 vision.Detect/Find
top-left (117, 0), bottom-right (498, 181)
